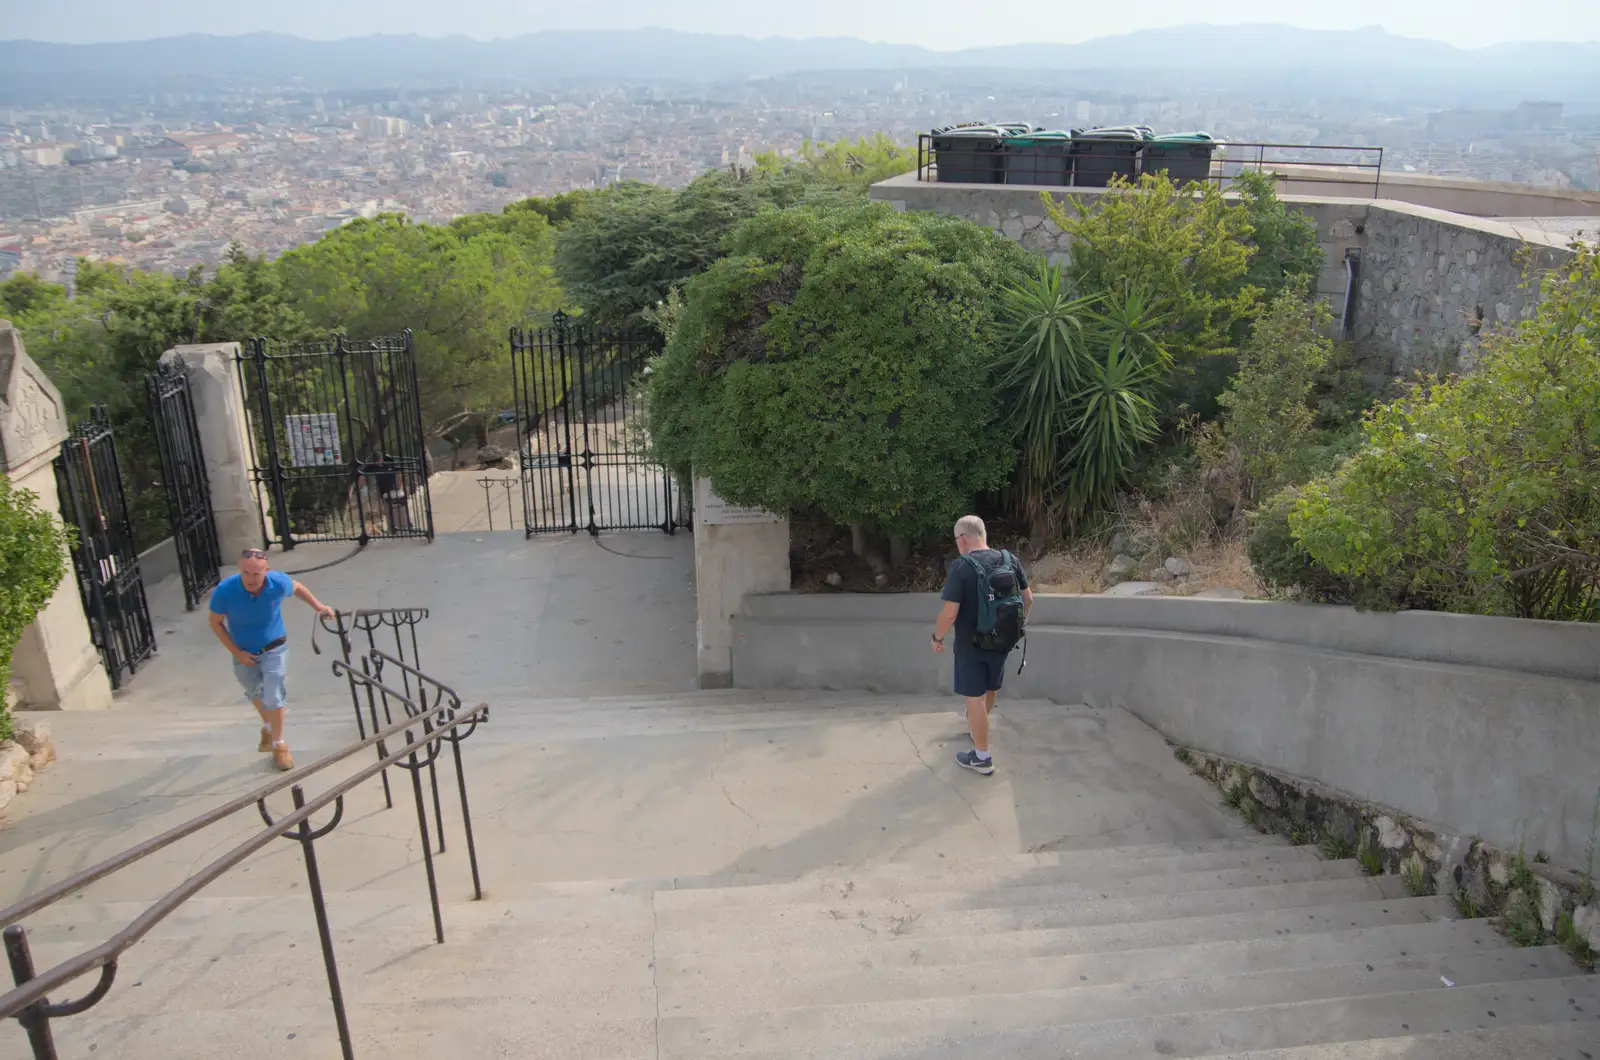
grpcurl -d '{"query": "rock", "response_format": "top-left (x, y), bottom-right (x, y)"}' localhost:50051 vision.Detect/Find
top-left (1193, 587), bottom-right (1247, 600)
top-left (1147, 567), bottom-right (1175, 583)
top-left (1574, 903), bottom-right (1600, 952)
top-left (873, 573), bottom-right (888, 588)
top-left (1101, 581), bottom-right (1162, 597)
top-left (29, 746), bottom-right (54, 772)
top-left (1488, 858), bottom-right (1510, 887)
top-left (1125, 529), bottom-right (1160, 558)
top-left (0, 743), bottom-right (28, 784)
top-left (1104, 553), bottom-right (1138, 582)
top-left (1248, 775), bottom-right (1283, 811)
top-left (0, 779), bottom-right (14, 813)
top-left (1535, 877), bottom-right (1561, 933)
top-left (12, 719), bottom-right (49, 756)
top-left (823, 572), bottom-right (843, 588)
top-left (1375, 815), bottom-right (1409, 851)
top-left (1163, 556), bottom-right (1195, 577)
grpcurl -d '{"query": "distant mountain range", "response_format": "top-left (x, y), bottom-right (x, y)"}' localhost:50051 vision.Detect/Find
top-left (3, 25), bottom-right (1598, 106)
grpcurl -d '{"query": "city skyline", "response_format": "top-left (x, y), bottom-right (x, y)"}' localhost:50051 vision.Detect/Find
top-left (6, 2), bottom-right (1599, 50)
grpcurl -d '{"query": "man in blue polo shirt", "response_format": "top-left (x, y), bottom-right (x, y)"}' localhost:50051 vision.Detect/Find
top-left (208, 548), bottom-right (335, 771)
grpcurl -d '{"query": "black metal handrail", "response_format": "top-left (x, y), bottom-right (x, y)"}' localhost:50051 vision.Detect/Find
top-left (1, 665), bottom-right (488, 1060)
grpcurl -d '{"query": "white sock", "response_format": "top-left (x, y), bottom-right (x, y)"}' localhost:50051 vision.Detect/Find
top-left (973, 749), bottom-right (991, 761)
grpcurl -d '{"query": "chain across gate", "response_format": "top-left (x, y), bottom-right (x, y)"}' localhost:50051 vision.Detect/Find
top-left (509, 313), bottom-right (687, 536)
top-left (237, 333), bottom-right (434, 549)
top-left (53, 408), bottom-right (156, 690)
top-left (145, 359), bottom-right (222, 610)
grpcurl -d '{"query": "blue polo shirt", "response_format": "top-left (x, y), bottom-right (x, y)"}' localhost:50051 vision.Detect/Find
top-left (209, 571), bottom-right (294, 653)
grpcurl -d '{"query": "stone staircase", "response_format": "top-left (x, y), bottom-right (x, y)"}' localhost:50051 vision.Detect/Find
top-left (5, 693), bottom-right (1596, 1059)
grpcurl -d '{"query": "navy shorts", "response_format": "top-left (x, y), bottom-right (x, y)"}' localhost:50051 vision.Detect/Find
top-left (953, 647), bottom-right (1009, 698)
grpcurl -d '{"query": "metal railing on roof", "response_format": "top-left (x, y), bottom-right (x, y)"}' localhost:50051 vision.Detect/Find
top-left (915, 133), bottom-right (1385, 198)
top-left (2, 611), bottom-right (489, 1060)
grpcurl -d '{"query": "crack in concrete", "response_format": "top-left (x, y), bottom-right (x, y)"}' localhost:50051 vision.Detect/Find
top-left (710, 733), bottom-right (760, 876)
top-left (650, 890), bottom-right (662, 1060)
top-left (898, 719), bottom-right (997, 842)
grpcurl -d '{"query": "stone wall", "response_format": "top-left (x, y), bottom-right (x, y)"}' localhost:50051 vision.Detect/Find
top-left (730, 591), bottom-right (1600, 872)
top-left (869, 173), bottom-right (1579, 375)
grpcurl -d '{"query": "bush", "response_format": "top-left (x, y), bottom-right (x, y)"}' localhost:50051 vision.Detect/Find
top-left (1248, 488), bottom-right (1358, 603)
top-left (647, 202), bottom-right (1032, 540)
top-left (1044, 172), bottom-right (1261, 421)
top-left (1289, 243), bottom-right (1600, 620)
top-left (0, 476), bottom-right (70, 741)
top-left (1232, 170), bottom-right (1325, 305)
top-left (1202, 286), bottom-right (1336, 505)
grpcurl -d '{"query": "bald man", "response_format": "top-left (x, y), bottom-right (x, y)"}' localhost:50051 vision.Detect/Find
top-left (208, 548), bottom-right (335, 771)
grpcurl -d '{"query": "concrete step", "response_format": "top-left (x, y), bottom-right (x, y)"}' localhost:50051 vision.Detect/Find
top-left (656, 842), bottom-right (1319, 907)
top-left (657, 875), bottom-right (1418, 956)
top-left (654, 895), bottom-right (1461, 982)
top-left (660, 966), bottom-right (1598, 1060)
top-left (659, 918), bottom-right (1516, 1016)
top-left (1209, 1023), bottom-right (1598, 1060)
top-left (39, 1001), bottom-right (658, 1060)
top-left (655, 855), bottom-right (1355, 928)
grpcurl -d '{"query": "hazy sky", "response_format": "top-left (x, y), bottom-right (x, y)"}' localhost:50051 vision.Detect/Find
top-left (4, 0), bottom-right (1597, 50)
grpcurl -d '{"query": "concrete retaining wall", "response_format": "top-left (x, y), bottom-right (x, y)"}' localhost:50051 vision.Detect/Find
top-left (732, 592), bottom-right (1600, 871)
top-left (137, 536), bottom-right (179, 588)
top-left (870, 173), bottom-right (1579, 375)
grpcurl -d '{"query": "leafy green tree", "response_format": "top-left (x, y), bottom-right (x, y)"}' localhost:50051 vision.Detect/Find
top-left (274, 213), bottom-right (560, 444)
top-left (648, 202), bottom-right (1031, 541)
top-left (0, 273), bottom-right (69, 320)
top-left (1045, 173), bottom-right (1261, 420)
top-left (0, 475), bottom-right (70, 741)
top-left (752, 134), bottom-right (916, 190)
top-left (554, 168), bottom-right (826, 328)
top-left (1200, 285), bottom-right (1336, 505)
top-left (506, 188), bottom-right (601, 229)
top-left (1231, 170), bottom-right (1325, 304)
top-left (1289, 243), bottom-right (1600, 619)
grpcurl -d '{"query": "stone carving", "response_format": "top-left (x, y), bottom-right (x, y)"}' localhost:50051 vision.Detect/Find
top-left (0, 321), bottom-right (69, 472)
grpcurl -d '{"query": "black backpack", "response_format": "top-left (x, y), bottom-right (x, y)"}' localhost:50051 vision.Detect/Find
top-left (963, 550), bottom-right (1026, 653)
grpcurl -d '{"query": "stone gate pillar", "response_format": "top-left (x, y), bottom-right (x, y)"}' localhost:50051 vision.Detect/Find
top-left (0, 321), bottom-right (113, 711)
top-left (692, 476), bottom-right (790, 689)
top-left (162, 343), bottom-right (264, 556)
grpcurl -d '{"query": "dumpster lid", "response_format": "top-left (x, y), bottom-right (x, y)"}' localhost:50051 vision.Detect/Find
top-left (1071, 125), bottom-right (1154, 141)
top-left (1002, 130), bottom-right (1072, 145)
top-left (1151, 131), bottom-right (1218, 143)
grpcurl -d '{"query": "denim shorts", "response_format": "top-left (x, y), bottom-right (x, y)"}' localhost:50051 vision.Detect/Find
top-left (233, 643), bottom-right (289, 710)
top-left (952, 647), bottom-right (1008, 698)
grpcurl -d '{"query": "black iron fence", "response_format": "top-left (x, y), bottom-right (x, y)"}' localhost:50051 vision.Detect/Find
top-left (509, 313), bottom-right (687, 536)
top-left (237, 332), bottom-right (434, 549)
top-left (915, 134), bottom-right (1385, 197)
top-left (145, 359), bottom-right (222, 610)
top-left (52, 407), bottom-right (156, 689)
top-left (0, 632), bottom-right (488, 1060)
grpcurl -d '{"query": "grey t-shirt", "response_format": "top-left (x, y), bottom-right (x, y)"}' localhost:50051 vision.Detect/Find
top-left (940, 548), bottom-right (1029, 646)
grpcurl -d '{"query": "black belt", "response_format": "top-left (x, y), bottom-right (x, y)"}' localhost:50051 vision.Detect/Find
top-left (254, 636), bottom-right (287, 654)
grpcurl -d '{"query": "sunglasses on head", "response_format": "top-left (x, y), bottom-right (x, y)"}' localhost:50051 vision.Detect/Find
top-left (240, 548), bottom-right (268, 560)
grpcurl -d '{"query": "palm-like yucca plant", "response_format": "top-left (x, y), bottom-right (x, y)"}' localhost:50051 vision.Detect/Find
top-left (1057, 288), bottom-right (1173, 516)
top-left (995, 262), bottom-right (1097, 539)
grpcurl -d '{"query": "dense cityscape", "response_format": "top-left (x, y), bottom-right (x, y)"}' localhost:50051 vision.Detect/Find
top-left (3, 67), bottom-right (1598, 285)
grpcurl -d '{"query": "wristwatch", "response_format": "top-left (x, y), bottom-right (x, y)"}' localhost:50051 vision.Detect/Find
top-left (931, 633), bottom-right (943, 645)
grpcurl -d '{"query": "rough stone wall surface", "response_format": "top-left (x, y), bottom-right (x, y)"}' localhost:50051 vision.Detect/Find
top-left (871, 177), bottom-right (1578, 374)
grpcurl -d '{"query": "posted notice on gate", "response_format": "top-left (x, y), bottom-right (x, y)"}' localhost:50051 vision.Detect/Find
top-left (695, 477), bottom-right (783, 525)
top-left (286, 413), bottom-right (343, 467)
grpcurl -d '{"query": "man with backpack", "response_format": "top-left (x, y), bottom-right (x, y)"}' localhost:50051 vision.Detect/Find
top-left (931, 515), bottom-right (1032, 775)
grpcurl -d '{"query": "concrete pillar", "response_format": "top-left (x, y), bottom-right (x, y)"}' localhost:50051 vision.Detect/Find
top-left (162, 343), bottom-right (263, 555)
top-left (692, 476), bottom-right (789, 689)
top-left (0, 321), bottom-right (113, 711)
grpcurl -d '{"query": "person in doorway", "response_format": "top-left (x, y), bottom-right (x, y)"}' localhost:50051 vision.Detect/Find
top-left (931, 515), bottom-right (1032, 775)
top-left (207, 548), bottom-right (336, 771)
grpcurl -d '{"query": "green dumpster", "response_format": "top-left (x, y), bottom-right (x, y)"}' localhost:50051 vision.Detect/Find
top-left (1001, 130), bottom-right (1073, 186)
top-left (1142, 132), bottom-right (1220, 185)
top-left (1069, 126), bottom-right (1153, 187)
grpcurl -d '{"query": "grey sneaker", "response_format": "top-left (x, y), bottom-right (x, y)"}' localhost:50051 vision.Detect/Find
top-left (956, 749), bottom-right (995, 775)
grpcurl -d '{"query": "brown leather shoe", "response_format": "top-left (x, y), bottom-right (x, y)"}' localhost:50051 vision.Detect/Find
top-left (272, 743), bottom-right (295, 771)
top-left (258, 728), bottom-right (272, 753)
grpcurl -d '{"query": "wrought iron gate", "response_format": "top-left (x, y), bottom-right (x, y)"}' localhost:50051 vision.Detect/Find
top-left (509, 313), bottom-right (686, 536)
top-left (146, 359), bottom-right (222, 610)
top-left (54, 408), bottom-right (156, 689)
top-left (238, 332), bottom-right (434, 549)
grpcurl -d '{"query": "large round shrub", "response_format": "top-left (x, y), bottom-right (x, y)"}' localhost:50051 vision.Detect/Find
top-left (647, 203), bottom-right (1032, 539)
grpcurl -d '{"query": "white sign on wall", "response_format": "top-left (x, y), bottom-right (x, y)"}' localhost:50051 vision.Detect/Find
top-left (286, 413), bottom-right (343, 467)
top-left (697, 479), bottom-right (782, 525)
